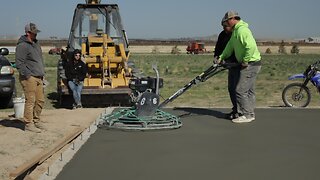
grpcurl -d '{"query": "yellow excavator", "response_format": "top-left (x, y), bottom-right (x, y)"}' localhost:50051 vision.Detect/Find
top-left (57, 0), bottom-right (135, 106)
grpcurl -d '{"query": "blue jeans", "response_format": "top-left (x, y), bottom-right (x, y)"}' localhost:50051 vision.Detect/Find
top-left (68, 80), bottom-right (83, 106)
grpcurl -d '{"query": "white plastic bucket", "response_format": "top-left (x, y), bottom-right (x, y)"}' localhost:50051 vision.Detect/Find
top-left (13, 97), bottom-right (25, 119)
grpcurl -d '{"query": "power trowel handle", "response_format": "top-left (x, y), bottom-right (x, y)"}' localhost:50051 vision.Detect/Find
top-left (220, 62), bottom-right (241, 69)
top-left (152, 64), bottom-right (160, 95)
top-left (159, 64), bottom-right (223, 108)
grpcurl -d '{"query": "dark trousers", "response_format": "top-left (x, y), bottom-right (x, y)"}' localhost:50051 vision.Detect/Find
top-left (228, 67), bottom-right (241, 113)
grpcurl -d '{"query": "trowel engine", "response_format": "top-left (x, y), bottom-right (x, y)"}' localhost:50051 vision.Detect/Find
top-left (129, 77), bottom-right (163, 116)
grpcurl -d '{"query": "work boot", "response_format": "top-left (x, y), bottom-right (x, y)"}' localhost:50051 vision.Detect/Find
top-left (225, 111), bottom-right (239, 120)
top-left (25, 123), bottom-right (42, 133)
top-left (34, 122), bottom-right (47, 130)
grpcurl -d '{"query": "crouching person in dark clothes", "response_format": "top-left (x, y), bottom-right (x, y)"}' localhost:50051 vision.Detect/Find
top-left (65, 49), bottom-right (87, 109)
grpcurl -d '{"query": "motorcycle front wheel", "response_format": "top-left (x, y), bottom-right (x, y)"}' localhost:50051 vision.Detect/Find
top-left (282, 83), bottom-right (311, 107)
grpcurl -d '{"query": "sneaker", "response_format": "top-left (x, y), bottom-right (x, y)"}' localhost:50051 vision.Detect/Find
top-left (76, 104), bottom-right (82, 109)
top-left (25, 123), bottom-right (42, 133)
top-left (225, 112), bottom-right (239, 120)
top-left (247, 116), bottom-right (255, 121)
top-left (34, 122), bottom-right (47, 130)
top-left (232, 116), bottom-right (254, 123)
top-left (72, 103), bottom-right (77, 109)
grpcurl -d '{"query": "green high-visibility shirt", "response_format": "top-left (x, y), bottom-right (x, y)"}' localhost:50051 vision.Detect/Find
top-left (219, 20), bottom-right (261, 63)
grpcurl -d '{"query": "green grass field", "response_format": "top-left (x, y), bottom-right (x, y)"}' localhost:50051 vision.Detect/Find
top-left (3, 53), bottom-right (320, 111)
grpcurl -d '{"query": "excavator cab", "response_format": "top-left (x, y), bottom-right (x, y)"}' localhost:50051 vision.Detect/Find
top-left (68, 4), bottom-right (129, 54)
top-left (57, 1), bottom-right (133, 106)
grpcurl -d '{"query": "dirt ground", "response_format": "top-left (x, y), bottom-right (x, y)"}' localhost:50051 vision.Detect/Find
top-left (0, 107), bottom-right (109, 180)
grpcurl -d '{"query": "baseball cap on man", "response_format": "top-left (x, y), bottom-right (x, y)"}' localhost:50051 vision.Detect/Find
top-left (25, 23), bottom-right (41, 34)
top-left (222, 11), bottom-right (240, 22)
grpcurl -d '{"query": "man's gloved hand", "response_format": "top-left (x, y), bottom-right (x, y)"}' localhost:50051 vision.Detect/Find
top-left (43, 78), bottom-right (50, 88)
top-left (213, 57), bottom-right (221, 64)
top-left (73, 79), bottom-right (80, 85)
top-left (241, 62), bottom-right (248, 69)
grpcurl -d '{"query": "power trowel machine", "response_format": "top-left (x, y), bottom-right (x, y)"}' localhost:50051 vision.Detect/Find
top-left (98, 62), bottom-right (236, 130)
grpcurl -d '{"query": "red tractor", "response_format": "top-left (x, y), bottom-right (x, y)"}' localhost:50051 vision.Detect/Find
top-left (186, 42), bottom-right (206, 54)
top-left (48, 47), bottom-right (62, 55)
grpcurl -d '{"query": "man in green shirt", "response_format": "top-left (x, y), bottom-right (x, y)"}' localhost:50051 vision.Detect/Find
top-left (217, 11), bottom-right (261, 123)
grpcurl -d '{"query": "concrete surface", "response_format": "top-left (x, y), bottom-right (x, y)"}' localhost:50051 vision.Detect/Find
top-left (56, 108), bottom-right (320, 180)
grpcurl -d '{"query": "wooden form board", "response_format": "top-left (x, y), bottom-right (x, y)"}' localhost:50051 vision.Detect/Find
top-left (9, 127), bottom-right (84, 179)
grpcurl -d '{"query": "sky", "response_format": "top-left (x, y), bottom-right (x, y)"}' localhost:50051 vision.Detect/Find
top-left (0, 0), bottom-right (319, 40)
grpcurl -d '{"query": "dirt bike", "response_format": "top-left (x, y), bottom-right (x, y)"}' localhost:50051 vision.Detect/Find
top-left (282, 60), bottom-right (320, 107)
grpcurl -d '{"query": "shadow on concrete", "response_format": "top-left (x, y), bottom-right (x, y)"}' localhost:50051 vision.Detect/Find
top-left (268, 105), bottom-right (287, 108)
top-left (0, 118), bottom-right (25, 131)
top-left (47, 92), bottom-right (67, 109)
top-left (172, 107), bottom-right (226, 119)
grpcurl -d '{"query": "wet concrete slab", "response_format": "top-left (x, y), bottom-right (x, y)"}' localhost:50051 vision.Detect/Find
top-left (56, 108), bottom-right (320, 180)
